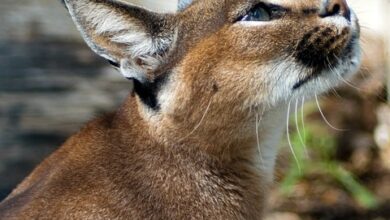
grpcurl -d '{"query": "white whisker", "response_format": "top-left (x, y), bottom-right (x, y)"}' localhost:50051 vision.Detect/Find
top-left (287, 100), bottom-right (301, 173)
top-left (334, 70), bottom-right (361, 91)
top-left (300, 97), bottom-right (306, 140)
top-left (179, 98), bottom-right (213, 141)
top-left (327, 55), bottom-right (362, 91)
top-left (255, 113), bottom-right (265, 171)
top-left (315, 94), bottom-right (347, 131)
top-left (295, 98), bottom-right (309, 158)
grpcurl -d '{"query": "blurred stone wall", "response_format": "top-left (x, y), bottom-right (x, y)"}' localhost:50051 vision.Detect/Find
top-left (0, 0), bottom-right (176, 200)
top-left (0, 0), bottom-right (176, 41)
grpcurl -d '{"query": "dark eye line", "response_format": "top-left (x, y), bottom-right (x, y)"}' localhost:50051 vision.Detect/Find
top-left (235, 2), bottom-right (288, 22)
top-left (267, 3), bottom-right (289, 18)
top-left (235, 3), bottom-right (267, 22)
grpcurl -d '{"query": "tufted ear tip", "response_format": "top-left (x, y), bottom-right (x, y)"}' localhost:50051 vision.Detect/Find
top-left (178, 0), bottom-right (193, 11)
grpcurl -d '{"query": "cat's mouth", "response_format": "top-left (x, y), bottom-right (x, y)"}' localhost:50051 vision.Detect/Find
top-left (293, 33), bottom-right (359, 90)
top-left (292, 12), bottom-right (360, 90)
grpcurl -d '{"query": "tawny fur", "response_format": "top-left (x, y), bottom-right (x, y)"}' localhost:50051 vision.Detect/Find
top-left (0, 0), bottom-right (360, 219)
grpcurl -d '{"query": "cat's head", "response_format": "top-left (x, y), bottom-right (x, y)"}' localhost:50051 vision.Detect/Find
top-left (64, 0), bottom-right (360, 143)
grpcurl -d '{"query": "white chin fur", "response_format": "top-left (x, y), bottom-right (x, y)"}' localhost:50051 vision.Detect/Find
top-left (260, 35), bottom-right (361, 107)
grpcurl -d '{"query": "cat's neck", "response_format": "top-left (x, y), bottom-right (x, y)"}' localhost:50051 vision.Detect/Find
top-left (142, 100), bottom-right (287, 181)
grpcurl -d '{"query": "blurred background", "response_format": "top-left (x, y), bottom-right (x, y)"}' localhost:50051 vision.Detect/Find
top-left (0, 0), bottom-right (388, 219)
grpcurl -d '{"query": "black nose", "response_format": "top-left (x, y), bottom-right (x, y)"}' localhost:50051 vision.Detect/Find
top-left (320, 0), bottom-right (351, 21)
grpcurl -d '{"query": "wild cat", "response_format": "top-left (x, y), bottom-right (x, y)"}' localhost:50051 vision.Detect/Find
top-left (0, 0), bottom-right (360, 219)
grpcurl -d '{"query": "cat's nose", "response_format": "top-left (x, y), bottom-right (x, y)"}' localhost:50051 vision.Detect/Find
top-left (320, 0), bottom-right (351, 21)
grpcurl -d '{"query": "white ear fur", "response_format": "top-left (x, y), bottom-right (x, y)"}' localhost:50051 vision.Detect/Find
top-left (178, 0), bottom-right (193, 11)
top-left (119, 58), bottom-right (153, 83)
top-left (64, 0), bottom-right (175, 81)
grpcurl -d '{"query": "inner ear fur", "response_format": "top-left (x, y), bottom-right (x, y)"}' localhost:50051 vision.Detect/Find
top-left (63, 0), bottom-right (176, 79)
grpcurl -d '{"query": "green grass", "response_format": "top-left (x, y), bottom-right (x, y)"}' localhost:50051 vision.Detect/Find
top-left (279, 103), bottom-right (378, 209)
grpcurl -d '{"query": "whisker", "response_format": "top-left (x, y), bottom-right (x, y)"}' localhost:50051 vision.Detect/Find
top-left (287, 100), bottom-right (302, 173)
top-left (335, 72), bottom-right (362, 91)
top-left (315, 94), bottom-right (347, 131)
top-left (301, 97), bottom-right (306, 140)
top-left (359, 25), bottom-right (375, 32)
top-left (295, 98), bottom-right (309, 158)
top-left (256, 113), bottom-right (265, 171)
top-left (179, 98), bottom-right (213, 141)
top-left (327, 55), bottom-right (363, 91)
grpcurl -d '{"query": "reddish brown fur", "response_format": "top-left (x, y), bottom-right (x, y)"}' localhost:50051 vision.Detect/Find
top-left (0, 97), bottom-right (266, 219)
top-left (0, 0), bottom-right (360, 219)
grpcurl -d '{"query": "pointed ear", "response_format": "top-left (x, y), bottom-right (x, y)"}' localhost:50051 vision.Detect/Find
top-left (63, 0), bottom-right (176, 81)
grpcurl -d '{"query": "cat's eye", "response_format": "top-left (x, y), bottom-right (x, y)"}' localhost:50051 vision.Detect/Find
top-left (240, 5), bottom-right (271, 22)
